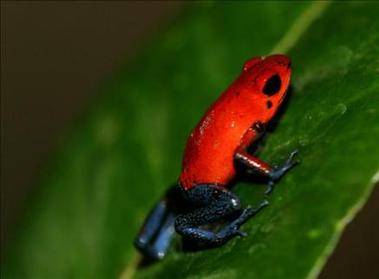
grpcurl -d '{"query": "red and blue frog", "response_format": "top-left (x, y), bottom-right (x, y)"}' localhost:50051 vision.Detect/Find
top-left (134, 54), bottom-right (298, 260)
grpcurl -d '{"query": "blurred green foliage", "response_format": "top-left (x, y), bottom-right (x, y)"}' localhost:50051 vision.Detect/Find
top-left (3, 2), bottom-right (379, 279)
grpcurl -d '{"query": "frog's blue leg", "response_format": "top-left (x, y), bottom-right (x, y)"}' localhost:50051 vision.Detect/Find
top-left (147, 212), bottom-right (176, 259)
top-left (175, 184), bottom-right (268, 247)
top-left (134, 199), bottom-right (168, 254)
top-left (264, 149), bottom-right (299, 194)
top-left (134, 185), bottom-right (182, 260)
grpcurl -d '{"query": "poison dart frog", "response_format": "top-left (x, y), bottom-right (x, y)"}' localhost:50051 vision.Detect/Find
top-left (134, 54), bottom-right (298, 260)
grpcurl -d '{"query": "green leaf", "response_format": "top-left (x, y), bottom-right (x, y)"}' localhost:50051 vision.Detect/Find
top-left (4, 2), bottom-right (379, 279)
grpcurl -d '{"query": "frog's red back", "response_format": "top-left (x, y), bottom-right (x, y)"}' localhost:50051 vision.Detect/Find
top-left (179, 55), bottom-right (291, 190)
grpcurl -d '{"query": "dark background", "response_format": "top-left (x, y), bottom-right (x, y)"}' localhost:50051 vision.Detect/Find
top-left (1, 2), bottom-right (378, 278)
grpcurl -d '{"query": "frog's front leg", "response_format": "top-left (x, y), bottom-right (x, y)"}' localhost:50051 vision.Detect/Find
top-left (235, 149), bottom-right (299, 194)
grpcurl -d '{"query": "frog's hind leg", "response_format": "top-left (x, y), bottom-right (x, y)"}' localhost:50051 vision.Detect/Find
top-left (175, 184), bottom-right (268, 248)
top-left (134, 198), bottom-right (169, 258)
top-left (134, 186), bottom-right (182, 260)
top-left (146, 212), bottom-right (176, 260)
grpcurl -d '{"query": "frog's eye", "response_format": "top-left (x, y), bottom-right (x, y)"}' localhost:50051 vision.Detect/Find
top-left (262, 74), bottom-right (281, 96)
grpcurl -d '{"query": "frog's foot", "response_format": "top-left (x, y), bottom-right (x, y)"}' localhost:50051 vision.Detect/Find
top-left (266, 149), bottom-right (299, 195)
top-left (219, 200), bottom-right (269, 239)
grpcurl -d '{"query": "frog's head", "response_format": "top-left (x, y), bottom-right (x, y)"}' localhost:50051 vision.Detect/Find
top-left (241, 54), bottom-right (292, 123)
